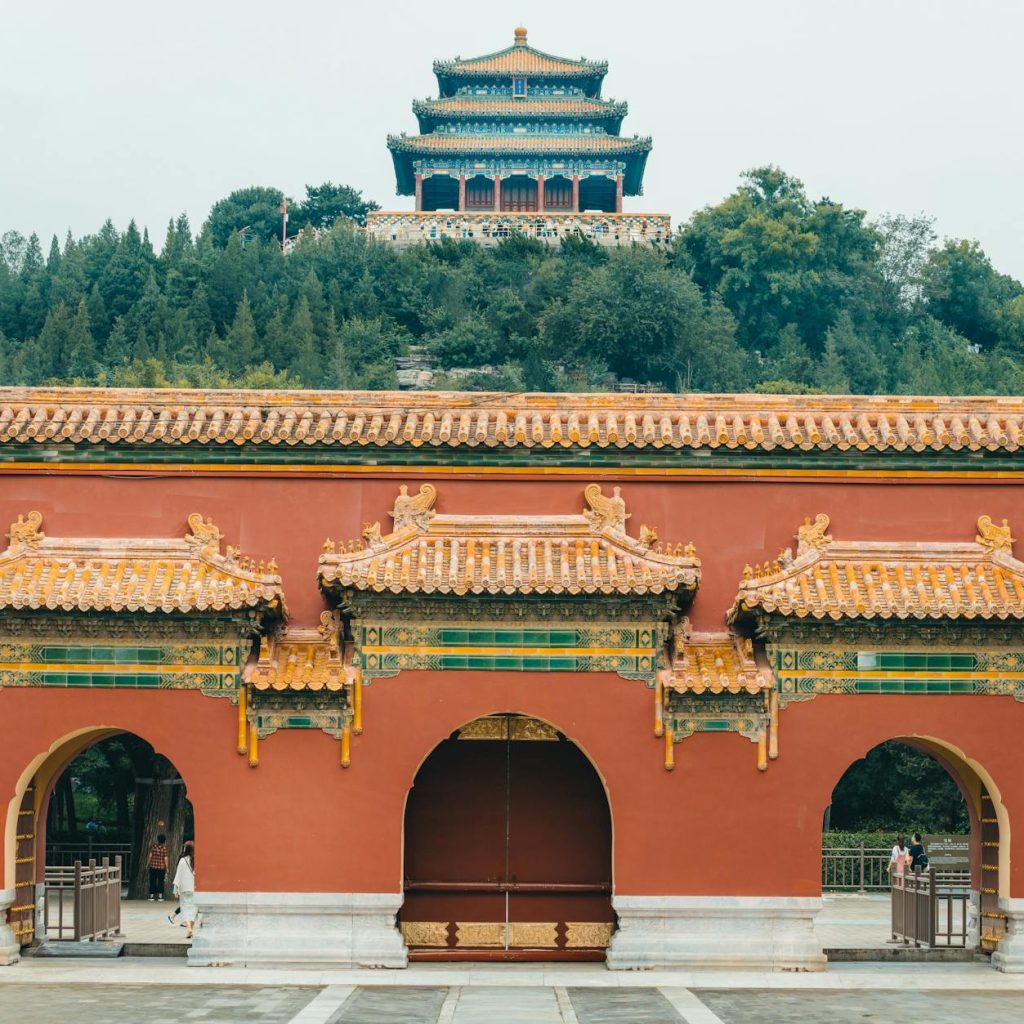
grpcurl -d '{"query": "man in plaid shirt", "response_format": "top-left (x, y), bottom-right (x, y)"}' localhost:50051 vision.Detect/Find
top-left (147, 834), bottom-right (169, 901)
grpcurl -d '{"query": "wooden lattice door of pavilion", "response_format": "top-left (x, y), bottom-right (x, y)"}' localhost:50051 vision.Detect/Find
top-left (400, 715), bottom-right (615, 961)
top-left (10, 779), bottom-right (37, 946)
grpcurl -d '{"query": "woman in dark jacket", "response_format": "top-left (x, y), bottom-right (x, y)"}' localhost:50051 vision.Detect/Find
top-left (908, 833), bottom-right (927, 873)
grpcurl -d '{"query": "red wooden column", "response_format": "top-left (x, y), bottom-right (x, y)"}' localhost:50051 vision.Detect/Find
top-left (414, 173), bottom-right (423, 212)
top-left (536, 174), bottom-right (545, 213)
top-left (615, 174), bottom-right (624, 213)
top-left (493, 175), bottom-right (502, 212)
top-left (571, 174), bottom-right (580, 212)
top-left (458, 173), bottom-right (467, 212)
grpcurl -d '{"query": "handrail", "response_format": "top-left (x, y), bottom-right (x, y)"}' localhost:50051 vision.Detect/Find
top-left (43, 857), bottom-right (122, 942)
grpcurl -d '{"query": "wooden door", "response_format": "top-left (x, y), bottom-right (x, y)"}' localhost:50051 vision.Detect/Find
top-left (400, 716), bottom-right (614, 960)
top-left (11, 780), bottom-right (36, 946)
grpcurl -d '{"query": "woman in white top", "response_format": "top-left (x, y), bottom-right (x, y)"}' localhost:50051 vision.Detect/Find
top-left (888, 833), bottom-right (908, 878)
top-left (172, 840), bottom-right (197, 938)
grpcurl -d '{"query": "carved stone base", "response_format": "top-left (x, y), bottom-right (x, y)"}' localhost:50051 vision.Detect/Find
top-left (992, 898), bottom-right (1024, 972)
top-left (188, 892), bottom-right (407, 968)
top-left (0, 889), bottom-right (21, 966)
top-left (606, 895), bottom-right (825, 971)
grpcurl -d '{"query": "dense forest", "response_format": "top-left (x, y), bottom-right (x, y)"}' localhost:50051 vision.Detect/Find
top-left (2, 168), bottom-right (1023, 394)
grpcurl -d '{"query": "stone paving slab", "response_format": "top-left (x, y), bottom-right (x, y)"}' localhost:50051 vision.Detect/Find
top-left (569, 987), bottom-right (684, 1023)
top-left (445, 985), bottom-right (564, 1023)
top-left (0, 983), bottom-right (318, 1024)
top-left (694, 988), bottom-right (1024, 1024)
top-left (328, 985), bottom-right (447, 1023)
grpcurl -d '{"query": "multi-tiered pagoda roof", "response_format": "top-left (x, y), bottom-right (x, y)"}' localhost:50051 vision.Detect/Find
top-left (386, 27), bottom-right (652, 206)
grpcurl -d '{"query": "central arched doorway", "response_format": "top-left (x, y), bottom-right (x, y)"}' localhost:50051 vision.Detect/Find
top-left (400, 714), bottom-right (614, 961)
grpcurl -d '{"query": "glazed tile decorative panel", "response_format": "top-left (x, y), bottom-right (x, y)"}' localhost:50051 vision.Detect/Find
top-left (355, 620), bottom-right (666, 683)
top-left (0, 613), bottom-right (252, 695)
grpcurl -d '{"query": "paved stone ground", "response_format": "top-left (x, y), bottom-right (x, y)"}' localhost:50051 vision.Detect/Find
top-left (6, 979), bottom-right (1024, 1024)
top-left (695, 989), bottom-right (1024, 1024)
top-left (0, 984), bottom-right (319, 1023)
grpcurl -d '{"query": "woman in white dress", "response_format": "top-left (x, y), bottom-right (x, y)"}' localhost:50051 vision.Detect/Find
top-left (172, 840), bottom-right (197, 939)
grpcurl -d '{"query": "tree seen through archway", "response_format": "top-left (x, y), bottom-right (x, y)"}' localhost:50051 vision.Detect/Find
top-left (827, 740), bottom-right (968, 835)
top-left (46, 734), bottom-right (193, 899)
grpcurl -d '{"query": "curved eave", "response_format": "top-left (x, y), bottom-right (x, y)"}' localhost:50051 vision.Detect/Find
top-left (435, 69), bottom-right (607, 98)
top-left (414, 108), bottom-right (627, 135)
top-left (388, 142), bottom-right (649, 197)
top-left (730, 602), bottom-right (1024, 625)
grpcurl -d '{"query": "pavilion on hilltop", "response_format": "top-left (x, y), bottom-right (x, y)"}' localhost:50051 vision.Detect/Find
top-left (367, 28), bottom-right (671, 247)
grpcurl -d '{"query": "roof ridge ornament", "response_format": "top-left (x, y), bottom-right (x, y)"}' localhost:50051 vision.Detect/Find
top-left (976, 515), bottom-right (1015, 554)
top-left (391, 483), bottom-right (437, 531)
top-left (8, 510), bottom-right (44, 554)
top-left (796, 513), bottom-right (832, 555)
top-left (583, 483), bottom-right (629, 536)
top-left (185, 512), bottom-right (223, 557)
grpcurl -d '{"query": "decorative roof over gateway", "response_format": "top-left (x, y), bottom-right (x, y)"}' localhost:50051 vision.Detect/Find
top-left (249, 613), bottom-right (344, 692)
top-left (318, 484), bottom-right (699, 597)
top-left (669, 623), bottom-right (769, 694)
top-left (0, 511), bottom-right (284, 616)
top-left (4, 389), bottom-right (1024, 456)
top-left (729, 514), bottom-right (1024, 624)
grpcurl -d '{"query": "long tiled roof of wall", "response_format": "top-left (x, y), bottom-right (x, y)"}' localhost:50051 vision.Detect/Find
top-left (2, 389), bottom-right (1024, 453)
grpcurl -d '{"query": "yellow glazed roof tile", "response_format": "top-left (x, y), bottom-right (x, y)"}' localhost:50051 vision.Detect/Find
top-left (729, 514), bottom-right (1024, 623)
top-left (249, 613), bottom-right (344, 692)
top-left (669, 623), bottom-right (769, 694)
top-left (318, 484), bottom-right (699, 597)
top-left (2, 388), bottom-right (1024, 455)
top-left (0, 511), bottom-right (285, 616)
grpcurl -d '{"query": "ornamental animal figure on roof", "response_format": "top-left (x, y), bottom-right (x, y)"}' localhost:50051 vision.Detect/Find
top-left (319, 485), bottom-right (699, 598)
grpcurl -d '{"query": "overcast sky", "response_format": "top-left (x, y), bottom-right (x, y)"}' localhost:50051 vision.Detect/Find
top-left (3, 1), bottom-right (1022, 277)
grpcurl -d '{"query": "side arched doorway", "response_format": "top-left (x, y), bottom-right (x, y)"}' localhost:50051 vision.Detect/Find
top-left (824, 737), bottom-right (1007, 953)
top-left (6, 728), bottom-right (193, 947)
top-left (399, 714), bottom-right (614, 961)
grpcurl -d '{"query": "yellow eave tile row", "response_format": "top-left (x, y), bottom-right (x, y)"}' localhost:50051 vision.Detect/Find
top-left (3, 388), bottom-right (1024, 453)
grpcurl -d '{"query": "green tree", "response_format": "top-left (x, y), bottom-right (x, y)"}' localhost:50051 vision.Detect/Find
top-left (65, 298), bottom-right (96, 378)
top-left (205, 186), bottom-right (286, 248)
top-left (218, 291), bottom-right (260, 374)
top-left (678, 166), bottom-right (880, 352)
top-left (922, 239), bottom-right (1023, 350)
top-left (293, 182), bottom-right (380, 229)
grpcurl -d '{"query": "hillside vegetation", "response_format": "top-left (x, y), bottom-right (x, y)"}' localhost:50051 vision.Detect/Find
top-left (2, 169), bottom-right (1022, 394)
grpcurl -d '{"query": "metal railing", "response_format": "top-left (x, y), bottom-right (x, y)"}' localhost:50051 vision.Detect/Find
top-left (891, 868), bottom-right (971, 948)
top-left (822, 845), bottom-right (892, 891)
top-left (44, 857), bottom-right (122, 941)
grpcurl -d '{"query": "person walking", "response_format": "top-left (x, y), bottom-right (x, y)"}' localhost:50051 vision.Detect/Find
top-left (147, 833), bottom-right (169, 901)
top-left (172, 840), bottom-right (197, 939)
top-left (888, 833), bottom-right (908, 877)
top-left (908, 832), bottom-right (928, 874)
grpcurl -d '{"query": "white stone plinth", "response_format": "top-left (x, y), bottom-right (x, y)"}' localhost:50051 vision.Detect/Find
top-left (992, 897), bottom-right (1024, 972)
top-left (188, 891), bottom-right (407, 968)
top-left (0, 889), bottom-right (21, 966)
top-left (606, 895), bottom-right (826, 971)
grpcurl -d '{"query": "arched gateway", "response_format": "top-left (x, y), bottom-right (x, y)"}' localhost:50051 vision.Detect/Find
top-left (401, 714), bottom-right (613, 960)
top-left (3, 389), bottom-right (1024, 973)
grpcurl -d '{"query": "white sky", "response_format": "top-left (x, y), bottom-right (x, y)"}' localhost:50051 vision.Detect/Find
top-left (3, 0), bottom-right (1022, 278)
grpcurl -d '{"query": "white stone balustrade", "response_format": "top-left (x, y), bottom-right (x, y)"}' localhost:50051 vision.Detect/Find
top-left (366, 211), bottom-right (673, 248)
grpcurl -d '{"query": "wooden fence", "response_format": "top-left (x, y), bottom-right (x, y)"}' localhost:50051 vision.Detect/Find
top-left (44, 857), bottom-right (122, 941)
top-left (891, 868), bottom-right (971, 948)
top-left (47, 841), bottom-right (133, 884)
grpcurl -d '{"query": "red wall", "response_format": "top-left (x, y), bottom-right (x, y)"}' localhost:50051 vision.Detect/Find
top-left (2, 471), bottom-right (1022, 899)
